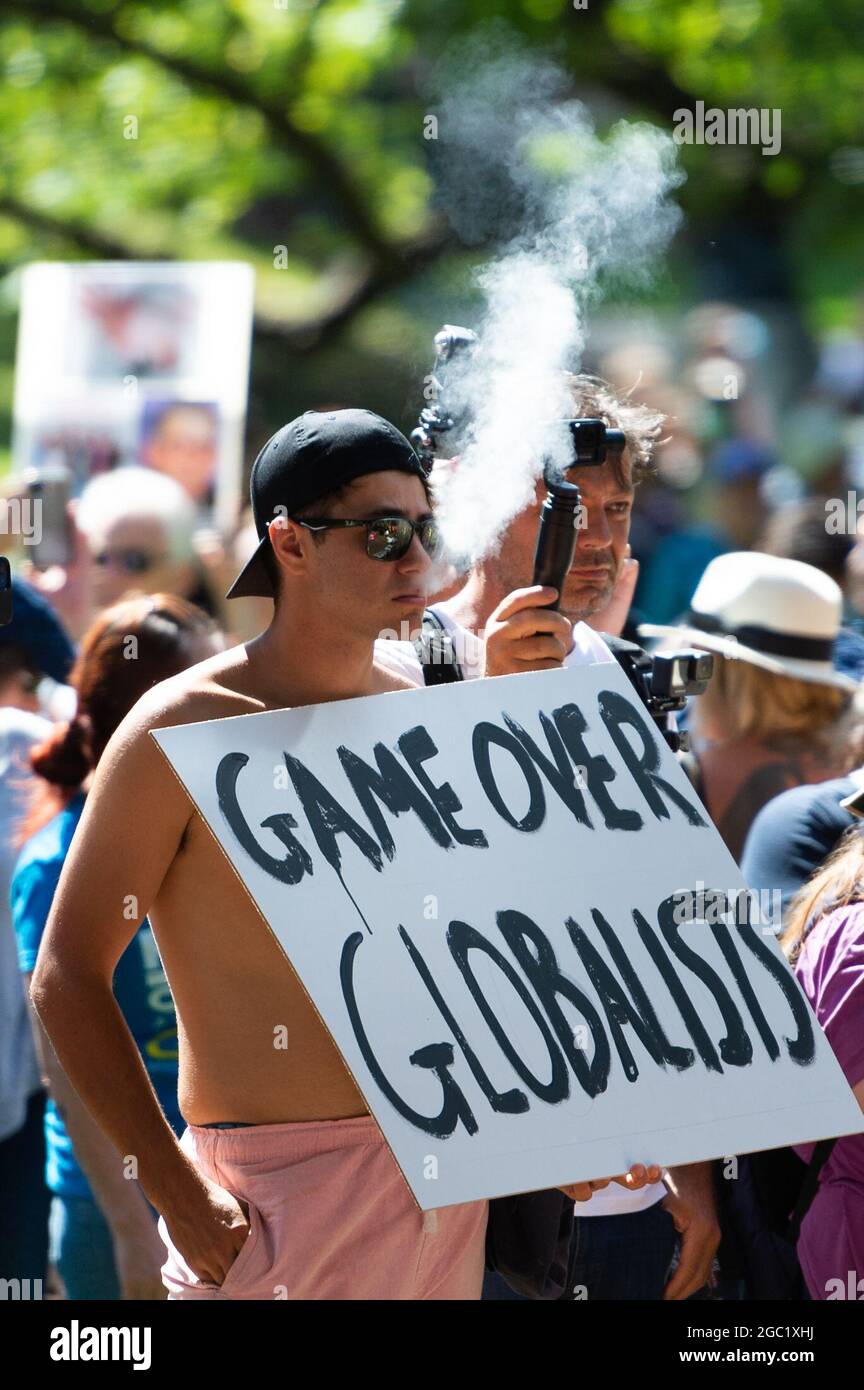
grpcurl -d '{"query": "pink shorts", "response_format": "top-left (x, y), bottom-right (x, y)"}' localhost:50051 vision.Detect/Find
top-left (159, 1116), bottom-right (488, 1301)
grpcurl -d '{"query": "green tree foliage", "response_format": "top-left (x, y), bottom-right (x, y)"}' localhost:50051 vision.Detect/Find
top-left (0, 0), bottom-right (860, 439)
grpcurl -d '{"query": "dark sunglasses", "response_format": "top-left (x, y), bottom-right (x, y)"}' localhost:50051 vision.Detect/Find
top-left (93, 548), bottom-right (162, 574)
top-left (292, 515), bottom-right (442, 562)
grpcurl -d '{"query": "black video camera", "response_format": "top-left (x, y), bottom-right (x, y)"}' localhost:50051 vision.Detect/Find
top-left (600, 636), bottom-right (714, 753)
top-left (562, 418), bottom-right (626, 465)
top-left (411, 324), bottom-right (478, 474)
top-left (531, 419), bottom-right (625, 608)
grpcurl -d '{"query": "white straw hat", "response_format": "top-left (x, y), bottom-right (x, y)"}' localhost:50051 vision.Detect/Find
top-left (639, 551), bottom-right (858, 693)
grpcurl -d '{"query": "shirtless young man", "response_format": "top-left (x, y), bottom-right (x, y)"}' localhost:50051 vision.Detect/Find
top-left (31, 409), bottom-right (660, 1301)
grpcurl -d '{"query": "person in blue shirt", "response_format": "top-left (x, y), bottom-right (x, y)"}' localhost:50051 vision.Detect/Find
top-left (0, 580), bottom-right (76, 1291)
top-left (11, 592), bottom-right (221, 1300)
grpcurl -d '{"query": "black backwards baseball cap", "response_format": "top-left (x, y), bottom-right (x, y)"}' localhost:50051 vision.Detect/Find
top-left (226, 408), bottom-right (428, 600)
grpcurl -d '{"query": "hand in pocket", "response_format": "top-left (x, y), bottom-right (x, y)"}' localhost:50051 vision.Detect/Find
top-left (162, 1173), bottom-right (251, 1288)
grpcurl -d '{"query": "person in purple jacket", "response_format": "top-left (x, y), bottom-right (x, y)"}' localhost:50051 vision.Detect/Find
top-left (782, 829), bottom-right (864, 1298)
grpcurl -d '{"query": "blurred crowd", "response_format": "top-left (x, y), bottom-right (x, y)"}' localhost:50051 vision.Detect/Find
top-left (1, 298), bottom-right (863, 1302)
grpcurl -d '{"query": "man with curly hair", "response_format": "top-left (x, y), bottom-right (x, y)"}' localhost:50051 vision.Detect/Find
top-left (380, 373), bottom-right (665, 682)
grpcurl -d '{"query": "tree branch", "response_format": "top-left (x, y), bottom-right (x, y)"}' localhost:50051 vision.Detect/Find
top-left (0, 191), bottom-right (450, 353)
top-left (0, 193), bottom-right (165, 260)
top-left (3, 0), bottom-right (394, 261)
top-left (255, 220), bottom-right (450, 351)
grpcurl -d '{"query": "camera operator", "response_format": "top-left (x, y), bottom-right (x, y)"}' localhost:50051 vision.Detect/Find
top-left (381, 374), bottom-right (657, 685)
top-left (446, 375), bottom-right (655, 663)
top-left (377, 372), bottom-right (721, 1301)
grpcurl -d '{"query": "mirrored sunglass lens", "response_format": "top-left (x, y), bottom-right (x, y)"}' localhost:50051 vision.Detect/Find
top-left (366, 519), bottom-right (411, 559)
top-left (420, 520), bottom-right (442, 558)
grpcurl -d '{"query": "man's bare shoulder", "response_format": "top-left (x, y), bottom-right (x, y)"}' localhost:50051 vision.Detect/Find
top-left (113, 645), bottom-right (265, 756)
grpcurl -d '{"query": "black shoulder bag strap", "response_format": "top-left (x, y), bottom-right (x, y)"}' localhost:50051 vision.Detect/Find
top-left (414, 608), bottom-right (463, 685)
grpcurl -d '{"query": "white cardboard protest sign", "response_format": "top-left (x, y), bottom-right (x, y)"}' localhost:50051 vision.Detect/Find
top-left (152, 660), bottom-right (861, 1210)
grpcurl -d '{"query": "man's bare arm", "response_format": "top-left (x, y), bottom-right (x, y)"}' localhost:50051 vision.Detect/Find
top-left (25, 993), bottom-right (166, 1298)
top-left (29, 690), bottom-right (249, 1285)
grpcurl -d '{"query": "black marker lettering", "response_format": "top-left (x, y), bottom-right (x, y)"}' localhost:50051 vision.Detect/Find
top-left (496, 909), bottom-right (610, 1097)
top-left (337, 743), bottom-right (453, 858)
top-left (589, 908), bottom-right (694, 1072)
top-left (500, 712), bottom-right (594, 827)
top-left (565, 916), bottom-right (673, 1080)
top-left (472, 722), bottom-right (546, 831)
top-left (552, 702), bottom-right (641, 831)
top-left (283, 752), bottom-right (383, 932)
top-left (399, 926), bottom-right (528, 1115)
top-left (217, 751), bottom-right (313, 885)
top-left (397, 725), bottom-right (487, 848)
top-left (656, 892), bottom-right (753, 1068)
top-left (448, 920), bottom-right (570, 1104)
top-left (632, 909), bottom-right (723, 1073)
top-left (728, 909), bottom-right (815, 1065)
top-left (283, 753), bottom-right (383, 874)
top-left (597, 690), bottom-right (706, 827)
top-left (340, 931), bottom-right (478, 1139)
top-left (708, 916), bottom-right (781, 1062)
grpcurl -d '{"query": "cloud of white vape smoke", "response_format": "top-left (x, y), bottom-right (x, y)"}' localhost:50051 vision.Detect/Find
top-left (426, 34), bottom-right (684, 564)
